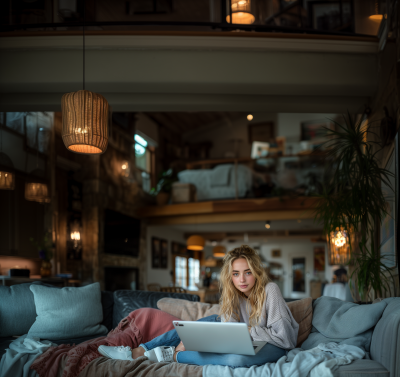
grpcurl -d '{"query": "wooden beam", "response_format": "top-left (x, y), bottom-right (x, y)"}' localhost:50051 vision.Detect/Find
top-left (136, 197), bottom-right (318, 218)
top-left (147, 209), bottom-right (315, 225)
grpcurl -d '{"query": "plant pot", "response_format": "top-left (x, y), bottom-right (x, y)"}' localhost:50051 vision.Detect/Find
top-left (156, 192), bottom-right (170, 206)
top-left (40, 261), bottom-right (52, 278)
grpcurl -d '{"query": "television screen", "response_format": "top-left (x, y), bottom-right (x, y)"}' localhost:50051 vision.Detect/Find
top-left (104, 209), bottom-right (140, 257)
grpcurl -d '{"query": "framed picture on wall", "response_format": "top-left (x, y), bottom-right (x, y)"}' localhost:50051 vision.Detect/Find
top-left (160, 239), bottom-right (168, 269)
top-left (171, 242), bottom-right (187, 255)
top-left (314, 246), bottom-right (325, 272)
top-left (151, 237), bottom-right (161, 268)
top-left (271, 249), bottom-right (281, 258)
top-left (248, 122), bottom-right (275, 144)
top-left (300, 119), bottom-right (334, 142)
top-left (308, 1), bottom-right (354, 33)
top-left (380, 140), bottom-right (397, 269)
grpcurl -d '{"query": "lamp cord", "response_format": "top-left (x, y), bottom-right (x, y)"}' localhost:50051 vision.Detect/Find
top-left (83, 0), bottom-right (85, 91)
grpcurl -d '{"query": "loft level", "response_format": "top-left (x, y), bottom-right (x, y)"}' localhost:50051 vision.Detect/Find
top-left (136, 197), bottom-right (318, 225)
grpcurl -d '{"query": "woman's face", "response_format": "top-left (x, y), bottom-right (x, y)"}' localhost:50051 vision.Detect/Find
top-left (231, 258), bottom-right (256, 297)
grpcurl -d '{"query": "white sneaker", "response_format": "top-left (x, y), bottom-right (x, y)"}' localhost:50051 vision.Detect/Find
top-left (144, 349), bottom-right (158, 362)
top-left (154, 346), bottom-right (176, 362)
top-left (98, 345), bottom-right (134, 361)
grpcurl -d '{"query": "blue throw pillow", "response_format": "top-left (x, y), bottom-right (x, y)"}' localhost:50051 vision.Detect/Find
top-left (0, 283), bottom-right (38, 337)
top-left (28, 282), bottom-right (107, 340)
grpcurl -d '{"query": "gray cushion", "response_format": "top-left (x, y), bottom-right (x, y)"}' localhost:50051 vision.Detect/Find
top-left (370, 297), bottom-right (400, 377)
top-left (28, 283), bottom-right (107, 340)
top-left (0, 282), bottom-right (43, 337)
top-left (336, 359), bottom-right (389, 377)
top-left (112, 290), bottom-right (200, 328)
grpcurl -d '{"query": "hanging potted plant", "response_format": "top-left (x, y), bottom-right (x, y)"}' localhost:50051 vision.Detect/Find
top-left (314, 113), bottom-right (396, 301)
top-left (151, 169), bottom-right (178, 206)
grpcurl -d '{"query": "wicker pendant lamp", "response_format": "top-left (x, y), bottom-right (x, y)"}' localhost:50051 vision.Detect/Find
top-left (61, 1), bottom-right (109, 155)
top-left (212, 245), bottom-right (226, 258)
top-left (187, 235), bottom-right (205, 251)
top-left (226, 0), bottom-right (255, 24)
top-left (328, 227), bottom-right (356, 265)
top-left (25, 169), bottom-right (51, 203)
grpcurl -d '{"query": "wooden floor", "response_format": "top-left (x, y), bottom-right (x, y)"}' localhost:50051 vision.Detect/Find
top-left (137, 196), bottom-right (318, 225)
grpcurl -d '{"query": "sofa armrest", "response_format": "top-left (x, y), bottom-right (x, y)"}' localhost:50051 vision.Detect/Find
top-left (112, 290), bottom-right (200, 329)
top-left (370, 298), bottom-right (400, 377)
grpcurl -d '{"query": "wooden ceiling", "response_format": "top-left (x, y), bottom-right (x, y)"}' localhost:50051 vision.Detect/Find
top-left (144, 112), bottom-right (244, 135)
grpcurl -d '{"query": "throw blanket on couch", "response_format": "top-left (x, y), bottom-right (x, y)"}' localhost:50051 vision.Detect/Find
top-left (203, 342), bottom-right (365, 377)
top-left (300, 296), bottom-right (389, 352)
top-left (29, 308), bottom-right (182, 377)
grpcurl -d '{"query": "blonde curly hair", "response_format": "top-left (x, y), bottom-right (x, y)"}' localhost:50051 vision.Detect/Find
top-left (219, 245), bottom-right (270, 327)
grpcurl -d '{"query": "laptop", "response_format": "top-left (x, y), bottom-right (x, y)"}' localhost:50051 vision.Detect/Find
top-left (173, 321), bottom-right (267, 355)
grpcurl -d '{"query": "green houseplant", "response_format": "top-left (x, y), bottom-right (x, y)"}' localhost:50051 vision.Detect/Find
top-left (151, 169), bottom-right (178, 205)
top-left (314, 113), bottom-right (395, 301)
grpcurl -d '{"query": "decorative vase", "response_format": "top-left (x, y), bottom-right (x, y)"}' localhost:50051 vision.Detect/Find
top-left (156, 192), bottom-right (170, 206)
top-left (40, 261), bottom-right (52, 278)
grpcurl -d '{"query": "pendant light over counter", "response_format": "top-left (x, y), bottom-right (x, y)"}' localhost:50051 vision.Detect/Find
top-left (61, 0), bottom-right (109, 155)
top-left (187, 235), bottom-right (205, 251)
top-left (226, 0), bottom-right (255, 25)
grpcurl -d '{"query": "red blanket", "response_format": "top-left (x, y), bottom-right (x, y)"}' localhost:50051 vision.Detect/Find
top-left (30, 308), bottom-right (180, 377)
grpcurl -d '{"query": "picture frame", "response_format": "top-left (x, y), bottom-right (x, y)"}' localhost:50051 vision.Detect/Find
top-left (300, 119), bottom-right (334, 142)
top-left (308, 1), bottom-right (354, 33)
top-left (314, 246), bottom-right (325, 272)
top-left (380, 139), bottom-right (397, 270)
top-left (248, 122), bottom-right (275, 144)
top-left (160, 239), bottom-right (168, 269)
top-left (171, 242), bottom-right (187, 255)
top-left (151, 237), bottom-right (162, 268)
top-left (271, 249), bottom-right (281, 258)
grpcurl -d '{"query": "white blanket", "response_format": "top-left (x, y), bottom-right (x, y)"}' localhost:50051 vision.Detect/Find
top-left (203, 342), bottom-right (365, 377)
top-left (0, 335), bottom-right (57, 377)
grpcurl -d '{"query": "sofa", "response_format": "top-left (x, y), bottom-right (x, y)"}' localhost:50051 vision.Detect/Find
top-left (0, 282), bottom-right (200, 357)
top-left (1, 282), bottom-right (399, 377)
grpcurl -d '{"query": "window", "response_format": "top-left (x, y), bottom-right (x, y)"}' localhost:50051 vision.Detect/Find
top-left (174, 253), bottom-right (202, 289)
top-left (175, 256), bottom-right (187, 288)
top-left (134, 133), bottom-right (155, 192)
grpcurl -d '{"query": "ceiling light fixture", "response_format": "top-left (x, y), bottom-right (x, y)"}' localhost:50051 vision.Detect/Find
top-left (226, 0), bottom-right (255, 25)
top-left (187, 235), bottom-right (205, 251)
top-left (213, 245), bottom-right (227, 258)
top-left (265, 220), bottom-right (271, 229)
top-left (247, 114), bottom-right (253, 121)
top-left (61, 0), bottom-right (109, 155)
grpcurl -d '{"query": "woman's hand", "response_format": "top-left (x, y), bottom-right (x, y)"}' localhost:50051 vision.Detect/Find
top-left (173, 341), bottom-right (186, 362)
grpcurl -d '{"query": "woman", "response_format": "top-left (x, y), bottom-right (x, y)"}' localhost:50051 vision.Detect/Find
top-left (98, 245), bottom-right (299, 368)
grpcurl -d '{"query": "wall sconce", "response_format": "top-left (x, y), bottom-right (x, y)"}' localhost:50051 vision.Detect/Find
top-left (71, 231), bottom-right (81, 247)
top-left (265, 221), bottom-right (271, 229)
top-left (121, 160), bottom-right (130, 178)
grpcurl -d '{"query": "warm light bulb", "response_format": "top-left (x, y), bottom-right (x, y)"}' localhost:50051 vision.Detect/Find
top-left (247, 114), bottom-right (253, 121)
top-left (122, 164), bottom-right (127, 170)
top-left (71, 231), bottom-right (80, 241)
top-left (334, 231), bottom-right (346, 247)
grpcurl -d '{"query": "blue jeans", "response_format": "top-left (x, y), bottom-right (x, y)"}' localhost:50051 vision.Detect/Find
top-left (140, 314), bottom-right (287, 368)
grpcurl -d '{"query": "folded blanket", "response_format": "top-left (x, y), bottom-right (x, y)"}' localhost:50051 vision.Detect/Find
top-left (301, 296), bottom-right (388, 352)
top-left (203, 342), bottom-right (365, 377)
top-left (30, 308), bottom-right (180, 377)
top-left (78, 356), bottom-right (203, 377)
top-left (0, 335), bottom-right (56, 377)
